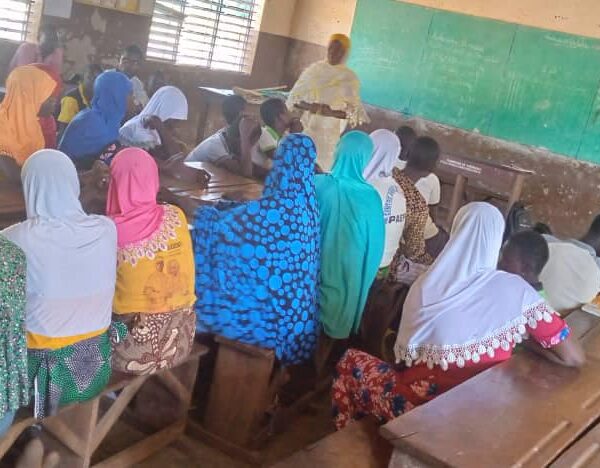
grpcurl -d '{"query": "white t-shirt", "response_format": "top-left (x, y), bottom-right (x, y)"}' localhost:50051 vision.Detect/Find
top-left (371, 176), bottom-right (407, 268)
top-left (251, 126), bottom-right (279, 170)
top-left (186, 131), bottom-right (232, 164)
top-left (415, 173), bottom-right (441, 239)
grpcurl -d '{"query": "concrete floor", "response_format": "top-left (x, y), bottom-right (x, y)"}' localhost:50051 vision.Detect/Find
top-left (93, 393), bottom-right (334, 468)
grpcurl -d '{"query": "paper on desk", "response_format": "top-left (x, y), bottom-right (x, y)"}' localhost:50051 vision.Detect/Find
top-left (184, 162), bottom-right (205, 170)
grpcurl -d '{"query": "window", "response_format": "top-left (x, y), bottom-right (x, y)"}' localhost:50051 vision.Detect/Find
top-left (147, 0), bottom-right (264, 73)
top-left (0, 0), bottom-right (37, 42)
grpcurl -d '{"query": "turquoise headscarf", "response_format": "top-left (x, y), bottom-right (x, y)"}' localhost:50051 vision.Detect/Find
top-left (315, 131), bottom-right (385, 339)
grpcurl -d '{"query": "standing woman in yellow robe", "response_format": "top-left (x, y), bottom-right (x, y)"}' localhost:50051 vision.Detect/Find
top-left (287, 34), bottom-right (370, 172)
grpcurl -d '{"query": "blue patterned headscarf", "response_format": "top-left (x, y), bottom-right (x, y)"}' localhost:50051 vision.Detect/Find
top-left (193, 133), bottom-right (320, 365)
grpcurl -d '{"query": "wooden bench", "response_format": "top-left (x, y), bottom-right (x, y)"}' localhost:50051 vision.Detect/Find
top-left (381, 349), bottom-right (600, 467)
top-left (269, 419), bottom-right (392, 468)
top-left (187, 336), bottom-right (278, 464)
top-left (0, 342), bottom-right (207, 467)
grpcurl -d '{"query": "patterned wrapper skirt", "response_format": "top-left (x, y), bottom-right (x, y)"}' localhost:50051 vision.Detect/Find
top-left (28, 325), bottom-right (126, 419)
top-left (111, 307), bottom-right (196, 376)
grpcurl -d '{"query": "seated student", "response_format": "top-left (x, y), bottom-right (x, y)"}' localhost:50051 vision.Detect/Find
top-left (362, 129), bottom-right (405, 274)
top-left (316, 131), bottom-right (384, 340)
top-left (59, 71), bottom-right (133, 170)
top-left (222, 94), bottom-right (247, 127)
top-left (57, 63), bottom-right (103, 135)
top-left (193, 134), bottom-right (319, 365)
top-left (32, 64), bottom-right (63, 151)
top-left (395, 129), bottom-right (446, 257)
top-left (117, 44), bottom-right (149, 112)
top-left (499, 230), bottom-right (549, 295)
top-left (253, 98), bottom-right (304, 173)
top-left (395, 126), bottom-right (417, 163)
top-left (387, 137), bottom-right (437, 283)
top-left (0, 237), bottom-right (28, 436)
top-left (185, 116), bottom-right (262, 178)
top-left (540, 218), bottom-right (600, 313)
top-left (0, 65), bottom-right (61, 179)
top-left (2, 150), bottom-right (121, 418)
top-left (107, 148), bottom-right (196, 375)
top-left (8, 24), bottom-right (63, 75)
top-left (119, 85), bottom-right (188, 158)
top-left (332, 203), bottom-right (585, 430)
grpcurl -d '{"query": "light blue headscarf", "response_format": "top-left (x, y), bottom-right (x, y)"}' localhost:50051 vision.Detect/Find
top-left (315, 131), bottom-right (385, 339)
top-left (59, 71), bottom-right (132, 164)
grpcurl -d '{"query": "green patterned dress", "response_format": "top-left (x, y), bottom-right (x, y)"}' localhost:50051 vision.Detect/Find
top-left (0, 236), bottom-right (29, 419)
top-left (28, 324), bottom-right (127, 419)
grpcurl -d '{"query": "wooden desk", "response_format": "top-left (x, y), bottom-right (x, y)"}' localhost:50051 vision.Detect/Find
top-left (565, 309), bottom-right (600, 343)
top-left (382, 351), bottom-right (600, 468)
top-left (0, 184), bottom-right (25, 228)
top-left (551, 421), bottom-right (600, 467)
top-left (435, 154), bottom-right (533, 229)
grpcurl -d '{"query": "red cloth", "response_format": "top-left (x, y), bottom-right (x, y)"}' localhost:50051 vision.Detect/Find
top-left (39, 116), bottom-right (57, 149)
top-left (332, 312), bottom-right (569, 430)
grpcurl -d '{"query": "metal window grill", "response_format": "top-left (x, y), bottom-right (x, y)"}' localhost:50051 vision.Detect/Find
top-left (0, 0), bottom-right (36, 42)
top-left (147, 0), bottom-right (262, 74)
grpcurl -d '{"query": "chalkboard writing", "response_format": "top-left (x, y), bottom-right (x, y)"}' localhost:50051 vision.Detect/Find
top-left (349, 0), bottom-right (600, 163)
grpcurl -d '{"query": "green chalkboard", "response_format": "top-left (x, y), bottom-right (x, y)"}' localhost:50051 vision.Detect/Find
top-left (349, 0), bottom-right (600, 163)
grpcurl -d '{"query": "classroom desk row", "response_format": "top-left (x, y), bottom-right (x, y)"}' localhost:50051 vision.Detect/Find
top-left (0, 162), bottom-right (264, 228)
top-left (381, 309), bottom-right (600, 468)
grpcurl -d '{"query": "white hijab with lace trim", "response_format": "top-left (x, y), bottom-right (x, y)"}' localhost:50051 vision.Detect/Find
top-left (394, 202), bottom-right (553, 370)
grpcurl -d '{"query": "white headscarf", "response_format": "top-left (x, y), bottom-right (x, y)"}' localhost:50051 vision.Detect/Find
top-left (362, 129), bottom-right (401, 181)
top-left (119, 85), bottom-right (188, 149)
top-left (2, 150), bottom-right (117, 341)
top-left (394, 202), bottom-right (553, 370)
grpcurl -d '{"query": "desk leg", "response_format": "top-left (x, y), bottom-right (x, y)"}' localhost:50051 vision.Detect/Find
top-left (506, 174), bottom-right (526, 215)
top-left (447, 174), bottom-right (467, 227)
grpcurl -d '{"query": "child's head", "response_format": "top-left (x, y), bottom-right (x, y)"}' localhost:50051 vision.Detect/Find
top-left (222, 95), bottom-right (247, 126)
top-left (260, 98), bottom-right (291, 132)
top-left (499, 230), bottom-right (549, 288)
top-left (395, 126), bottom-right (417, 160)
top-left (406, 136), bottom-right (440, 176)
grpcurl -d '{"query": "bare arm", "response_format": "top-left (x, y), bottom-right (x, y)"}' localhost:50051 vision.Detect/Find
top-left (524, 335), bottom-right (586, 368)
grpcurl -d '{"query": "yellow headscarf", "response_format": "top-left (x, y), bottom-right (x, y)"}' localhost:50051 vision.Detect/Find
top-left (329, 34), bottom-right (351, 52)
top-left (0, 65), bottom-right (58, 166)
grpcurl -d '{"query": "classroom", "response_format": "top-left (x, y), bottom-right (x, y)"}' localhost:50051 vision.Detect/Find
top-left (1, 0), bottom-right (600, 466)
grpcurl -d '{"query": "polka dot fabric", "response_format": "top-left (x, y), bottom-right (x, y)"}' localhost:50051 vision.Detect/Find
top-left (193, 134), bottom-right (320, 365)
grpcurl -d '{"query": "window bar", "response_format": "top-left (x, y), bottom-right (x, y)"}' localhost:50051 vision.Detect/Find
top-left (206, 0), bottom-right (224, 69)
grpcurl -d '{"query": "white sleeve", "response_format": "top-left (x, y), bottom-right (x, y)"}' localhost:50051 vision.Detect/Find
top-left (430, 174), bottom-right (441, 205)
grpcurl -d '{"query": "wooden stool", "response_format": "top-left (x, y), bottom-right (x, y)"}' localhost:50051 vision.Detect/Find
top-left (188, 336), bottom-right (276, 463)
top-left (0, 343), bottom-right (208, 468)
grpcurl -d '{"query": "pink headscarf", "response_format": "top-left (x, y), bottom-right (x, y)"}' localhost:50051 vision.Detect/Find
top-left (106, 148), bottom-right (165, 248)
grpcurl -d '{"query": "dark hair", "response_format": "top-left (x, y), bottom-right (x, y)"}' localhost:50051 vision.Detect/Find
top-left (260, 98), bottom-right (286, 128)
top-left (406, 136), bottom-right (440, 172)
top-left (396, 126), bottom-right (416, 144)
top-left (587, 215), bottom-right (600, 238)
top-left (533, 222), bottom-right (553, 235)
top-left (122, 44), bottom-right (144, 59)
top-left (504, 230), bottom-right (549, 276)
top-left (222, 95), bottom-right (247, 126)
top-left (85, 63), bottom-right (103, 77)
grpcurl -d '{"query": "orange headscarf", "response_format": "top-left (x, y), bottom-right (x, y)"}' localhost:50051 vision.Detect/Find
top-left (329, 33), bottom-right (351, 52)
top-left (0, 65), bottom-right (59, 166)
